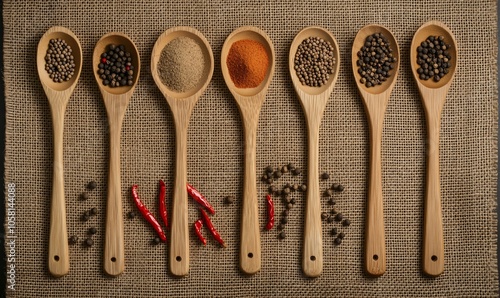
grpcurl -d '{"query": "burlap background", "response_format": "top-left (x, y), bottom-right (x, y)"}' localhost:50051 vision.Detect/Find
top-left (3, 0), bottom-right (498, 297)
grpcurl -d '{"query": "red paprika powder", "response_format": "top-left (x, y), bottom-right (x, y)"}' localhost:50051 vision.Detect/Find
top-left (226, 39), bottom-right (269, 88)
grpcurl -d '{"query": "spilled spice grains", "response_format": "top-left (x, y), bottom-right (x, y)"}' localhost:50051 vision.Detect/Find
top-left (227, 39), bottom-right (269, 88)
top-left (158, 36), bottom-right (205, 92)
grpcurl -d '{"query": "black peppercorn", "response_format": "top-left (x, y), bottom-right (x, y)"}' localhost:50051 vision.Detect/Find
top-left (281, 217), bottom-right (288, 224)
top-left (342, 219), bottom-right (351, 227)
top-left (90, 207), bottom-right (97, 216)
top-left (282, 210), bottom-right (289, 217)
top-left (88, 227), bottom-right (97, 235)
top-left (88, 181), bottom-right (97, 190)
top-left (324, 189), bottom-right (333, 197)
top-left (68, 235), bottom-right (78, 245)
top-left (80, 192), bottom-right (89, 201)
top-left (127, 211), bottom-right (136, 219)
top-left (321, 172), bottom-right (330, 180)
top-left (331, 227), bottom-right (338, 235)
top-left (338, 232), bottom-right (345, 239)
top-left (152, 237), bottom-right (161, 245)
top-left (265, 165), bottom-right (274, 173)
top-left (328, 198), bottom-right (336, 205)
top-left (224, 195), bottom-right (235, 204)
top-left (334, 237), bottom-right (342, 245)
top-left (281, 165), bottom-right (288, 173)
top-left (321, 212), bottom-right (328, 220)
top-left (278, 231), bottom-right (286, 239)
top-left (84, 238), bottom-right (94, 247)
top-left (300, 184), bottom-right (307, 192)
top-left (335, 213), bottom-right (343, 221)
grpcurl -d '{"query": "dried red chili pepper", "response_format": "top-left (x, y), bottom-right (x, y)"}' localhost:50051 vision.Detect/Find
top-left (200, 209), bottom-right (225, 247)
top-left (186, 183), bottom-right (215, 214)
top-left (193, 219), bottom-right (206, 246)
top-left (158, 179), bottom-right (168, 230)
top-left (131, 185), bottom-right (167, 242)
top-left (265, 194), bottom-right (274, 230)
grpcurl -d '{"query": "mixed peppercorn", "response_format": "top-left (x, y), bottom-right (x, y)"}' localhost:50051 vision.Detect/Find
top-left (97, 44), bottom-right (135, 87)
top-left (416, 35), bottom-right (452, 82)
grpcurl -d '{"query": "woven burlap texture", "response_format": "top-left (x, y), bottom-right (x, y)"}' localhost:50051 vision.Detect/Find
top-left (3, 0), bottom-right (498, 297)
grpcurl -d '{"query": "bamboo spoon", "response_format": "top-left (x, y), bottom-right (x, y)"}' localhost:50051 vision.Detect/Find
top-left (93, 33), bottom-right (140, 276)
top-left (411, 21), bottom-right (457, 277)
top-left (289, 27), bottom-right (340, 277)
top-left (221, 26), bottom-right (275, 275)
top-left (352, 24), bottom-right (400, 277)
top-left (151, 27), bottom-right (214, 276)
top-left (37, 26), bottom-right (82, 277)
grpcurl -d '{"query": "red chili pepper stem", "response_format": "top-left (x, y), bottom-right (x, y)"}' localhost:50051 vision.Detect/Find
top-left (131, 185), bottom-right (167, 242)
top-left (187, 183), bottom-right (215, 214)
top-left (200, 209), bottom-right (226, 247)
top-left (159, 179), bottom-right (169, 230)
top-left (194, 219), bottom-right (206, 246)
top-left (265, 194), bottom-right (274, 230)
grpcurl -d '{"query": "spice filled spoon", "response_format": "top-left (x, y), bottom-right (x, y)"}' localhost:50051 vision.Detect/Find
top-left (37, 26), bottom-right (82, 277)
top-left (410, 21), bottom-right (457, 277)
top-left (221, 26), bottom-right (275, 275)
top-left (93, 33), bottom-right (140, 276)
top-left (352, 24), bottom-right (400, 277)
top-left (289, 27), bottom-right (340, 277)
top-left (151, 26), bottom-right (214, 276)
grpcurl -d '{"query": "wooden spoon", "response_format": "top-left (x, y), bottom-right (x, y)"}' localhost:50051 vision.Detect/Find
top-left (93, 33), bottom-right (140, 276)
top-left (411, 21), bottom-right (457, 277)
top-left (352, 24), bottom-right (400, 277)
top-left (151, 26), bottom-right (214, 276)
top-left (221, 26), bottom-right (275, 275)
top-left (37, 26), bottom-right (82, 277)
top-left (289, 27), bottom-right (340, 277)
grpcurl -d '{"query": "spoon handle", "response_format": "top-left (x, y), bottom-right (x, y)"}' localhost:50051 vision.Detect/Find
top-left (365, 117), bottom-right (386, 276)
top-left (303, 122), bottom-right (322, 277)
top-left (170, 124), bottom-right (190, 276)
top-left (423, 111), bottom-right (444, 276)
top-left (48, 104), bottom-right (69, 277)
top-left (240, 120), bottom-right (261, 274)
top-left (104, 121), bottom-right (125, 276)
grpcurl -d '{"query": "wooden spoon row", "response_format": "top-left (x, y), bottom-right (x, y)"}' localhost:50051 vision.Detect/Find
top-left (38, 21), bottom-right (456, 278)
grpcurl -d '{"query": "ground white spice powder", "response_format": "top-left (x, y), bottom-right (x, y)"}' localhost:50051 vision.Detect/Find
top-left (158, 36), bottom-right (205, 92)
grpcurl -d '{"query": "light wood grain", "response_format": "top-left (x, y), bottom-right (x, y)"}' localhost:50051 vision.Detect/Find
top-left (221, 26), bottom-right (275, 275)
top-left (289, 27), bottom-right (340, 277)
top-left (410, 20), bottom-right (457, 277)
top-left (352, 24), bottom-right (400, 277)
top-left (93, 32), bottom-right (140, 276)
top-left (151, 26), bottom-right (214, 277)
top-left (37, 26), bottom-right (83, 277)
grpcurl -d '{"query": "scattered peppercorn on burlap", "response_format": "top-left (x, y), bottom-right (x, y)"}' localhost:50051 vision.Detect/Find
top-left (3, 0), bottom-right (498, 297)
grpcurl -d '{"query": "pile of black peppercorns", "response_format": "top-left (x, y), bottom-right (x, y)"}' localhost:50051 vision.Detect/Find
top-left (416, 35), bottom-right (452, 82)
top-left (69, 181), bottom-right (99, 247)
top-left (44, 38), bottom-right (76, 83)
top-left (97, 44), bottom-right (134, 87)
top-left (262, 163), bottom-right (306, 240)
top-left (320, 172), bottom-right (350, 245)
top-left (356, 33), bottom-right (396, 88)
top-left (294, 37), bottom-right (336, 87)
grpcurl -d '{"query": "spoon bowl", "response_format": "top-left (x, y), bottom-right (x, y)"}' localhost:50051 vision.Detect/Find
top-left (37, 26), bottom-right (82, 278)
top-left (151, 26), bottom-right (214, 277)
top-left (352, 24), bottom-right (400, 277)
top-left (93, 32), bottom-right (140, 276)
top-left (289, 26), bottom-right (340, 277)
top-left (410, 21), bottom-right (457, 277)
top-left (221, 26), bottom-right (275, 275)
